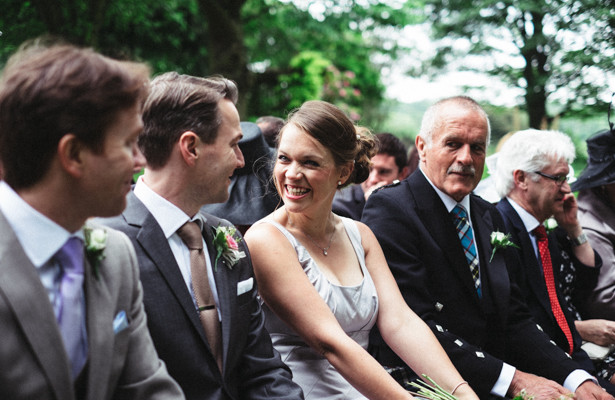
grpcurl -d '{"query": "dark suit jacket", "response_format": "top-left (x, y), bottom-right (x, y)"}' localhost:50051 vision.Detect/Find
top-left (362, 171), bottom-right (580, 399)
top-left (100, 192), bottom-right (303, 400)
top-left (332, 184), bottom-right (365, 220)
top-left (496, 198), bottom-right (600, 372)
top-left (0, 212), bottom-right (183, 400)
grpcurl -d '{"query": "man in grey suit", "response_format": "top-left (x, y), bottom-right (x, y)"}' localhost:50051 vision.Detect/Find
top-left (0, 44), bottom-right (184, 399)
top-left (100, 72), bottom-right (304, 400)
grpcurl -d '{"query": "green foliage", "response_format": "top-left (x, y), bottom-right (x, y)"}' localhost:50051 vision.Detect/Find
top-left (416, 0), bottom-right (615, 128)
top-left (280, 51), bottom-right (331, 109)
top-left (242, 0), bottom-right (420, 123)
top-left (1, 0), bottom-right (421, 124)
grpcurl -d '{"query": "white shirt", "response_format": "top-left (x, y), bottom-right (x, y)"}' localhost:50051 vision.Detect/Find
top-left (0, 180), bottom-right (84, 319)
top-left (134, 177), bottom-right (221, 320)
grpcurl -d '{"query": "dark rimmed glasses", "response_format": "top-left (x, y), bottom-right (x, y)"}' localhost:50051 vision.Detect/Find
top-left (533, 171), bottom-right (569, 186)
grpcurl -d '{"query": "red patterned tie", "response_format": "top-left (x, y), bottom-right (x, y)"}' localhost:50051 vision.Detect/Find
top-left (533, 225), bottom-right (574, 354)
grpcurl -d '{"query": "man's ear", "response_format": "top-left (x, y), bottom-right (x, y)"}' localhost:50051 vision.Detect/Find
top-left (416, 135), bottom-right (427, 163)
top-left (178, 131), bottom-right (199, 165)
top-left (57, 134), bottom-right (86, 178)
top-left (513, 169), bottom-right (528, 190)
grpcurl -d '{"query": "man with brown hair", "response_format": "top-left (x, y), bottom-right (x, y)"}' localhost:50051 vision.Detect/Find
top-left (100, 72), bottom-right (303, 400)
top-left (0, 43), bottom-right (183, 400)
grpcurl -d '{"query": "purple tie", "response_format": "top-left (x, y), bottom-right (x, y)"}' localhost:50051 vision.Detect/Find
top-left (55, 237), bottom-right (88, 378)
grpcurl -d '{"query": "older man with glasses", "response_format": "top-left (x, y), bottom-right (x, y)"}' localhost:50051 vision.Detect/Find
top-left (494, 129), bottom-right (615, 395)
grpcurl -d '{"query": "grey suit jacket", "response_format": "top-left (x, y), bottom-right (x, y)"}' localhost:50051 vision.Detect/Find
top-left (0, 211), bottom-right (184, 400)
top-left (100, 191), bottom-right (303, 400)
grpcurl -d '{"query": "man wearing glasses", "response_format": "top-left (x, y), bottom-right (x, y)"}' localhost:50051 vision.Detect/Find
top-left (493, 129), bottom-right (614, 393)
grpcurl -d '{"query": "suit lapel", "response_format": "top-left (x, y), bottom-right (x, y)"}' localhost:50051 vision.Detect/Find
top-left (82, 241), bottom-right (114, 400)
top-left (203, 221), bottom-right (233, 375)
top-left (411, 173), bottom-right (480, 302)
top-left (0, 212), bottom-right (73, 400)
top-left (500, 199), bottom-right (552, 314)
top-left (471, 198), bottom-right (510, 318)
top-left (124, 193), bottom-right (208, 346)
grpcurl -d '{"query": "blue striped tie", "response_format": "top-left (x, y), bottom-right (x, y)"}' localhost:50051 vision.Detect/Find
top-left (451, 204), bottom-right (481, 297)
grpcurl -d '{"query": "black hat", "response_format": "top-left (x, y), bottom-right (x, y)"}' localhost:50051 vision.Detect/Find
top-left (571, 129), bottom-right (615, 191)
top-left (200, 122), bottom-right (279, 225)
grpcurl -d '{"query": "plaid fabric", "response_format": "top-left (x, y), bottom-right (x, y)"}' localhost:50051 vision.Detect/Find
top-left (451, 204), bottom-right (481, 297)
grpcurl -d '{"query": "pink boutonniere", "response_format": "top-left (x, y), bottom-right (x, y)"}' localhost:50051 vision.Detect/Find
top-left (212, 225), bottom-right (246, 270)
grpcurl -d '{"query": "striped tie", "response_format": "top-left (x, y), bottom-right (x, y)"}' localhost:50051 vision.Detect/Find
top-left (451, 204), bottom-right (481, 297)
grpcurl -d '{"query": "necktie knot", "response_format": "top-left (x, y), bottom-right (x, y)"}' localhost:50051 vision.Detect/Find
top-left (177, 221), bottom-right (204, 251)
top-left (451, 204), bottom-right (468, 221)
top-left (55, 237), bottom-right (84, 275)
top-left (533, 225), bottom-right (548, 242)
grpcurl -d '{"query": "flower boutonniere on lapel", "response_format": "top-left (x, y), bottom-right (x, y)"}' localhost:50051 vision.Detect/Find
top-left (544, 217), bottom-right (558, 234)
top-left (84, 227), bottom-right (107, 279)
top-left (212, 225), bottom-right (246, 270)
top-left (490, 230), bottom-right (519, 261)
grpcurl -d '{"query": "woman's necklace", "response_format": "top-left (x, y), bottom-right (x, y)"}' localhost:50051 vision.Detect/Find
top-left (304, 226), bottom-right (336, 256)
top-left (286, 209), bottom-right (336, 256)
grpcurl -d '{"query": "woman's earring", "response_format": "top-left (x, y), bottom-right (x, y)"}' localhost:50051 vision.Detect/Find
top-left (337, 180), bottom-right (342, 186)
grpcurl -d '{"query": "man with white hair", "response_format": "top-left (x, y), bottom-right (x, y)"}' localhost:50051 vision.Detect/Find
top-left (495, 129), bottom-right (614, 394)
top-left (363, 97), bottom-right (613, 400)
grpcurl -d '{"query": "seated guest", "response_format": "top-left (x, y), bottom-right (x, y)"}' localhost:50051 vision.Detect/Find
top-left (0, 43), bottom-right (183, 399)
top-left (571, 128), bottom-right (615, 383)
top-left (333, 132), bottom-right (409, 220)
top-left (572, 128), bottom-right (615, 321)
top-left (245, 100), bottom-right (479, 400)
top-left (201, 121), bottom-right (279, 235)
top-left (363, 96), bottom-right (611, 400)
top-left (494, 129), bottom-right (614, 393)
top-left (99, 72), bottom-right (304, 400)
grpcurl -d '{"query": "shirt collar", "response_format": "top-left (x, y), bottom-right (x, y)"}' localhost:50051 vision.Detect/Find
top-left (506, 197), bottom-right (540, 234)
top-left (420, 168), bottom-right (472, 217)
top-left (0, 181), bottom-right (81, 267)
top-left (134, 176), bottom-right (206, 238)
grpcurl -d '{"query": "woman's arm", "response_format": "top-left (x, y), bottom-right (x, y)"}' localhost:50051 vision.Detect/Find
top-left (356, 221), bottom-right (479, 400)
top-left (245, 222), bottom-right (415, 400)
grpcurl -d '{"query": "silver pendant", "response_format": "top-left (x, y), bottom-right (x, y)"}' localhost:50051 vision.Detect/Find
top-left (323, 250), bottom-right (328, 256)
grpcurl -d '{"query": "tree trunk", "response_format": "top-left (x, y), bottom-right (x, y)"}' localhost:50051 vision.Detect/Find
top-left (199, 0), bottom-right (251, 118)
top-left (521, 11), bottom-right (549, 129)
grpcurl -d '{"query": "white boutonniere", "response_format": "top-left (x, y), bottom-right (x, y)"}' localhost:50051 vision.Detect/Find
top-left (84, 227), bottom-right (107, 279)
top-left (544, 217), bottom-right (558, 234)
top-left (490, 230), bottom-right (519, 261)
top-left (212, 225), bottom-right (246, 270)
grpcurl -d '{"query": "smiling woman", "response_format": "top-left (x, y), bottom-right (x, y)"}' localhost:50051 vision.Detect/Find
top-left (244, 100), bottom-right (480, 400)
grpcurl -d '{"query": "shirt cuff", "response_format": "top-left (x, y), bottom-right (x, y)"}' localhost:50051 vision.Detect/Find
top-left (564, 369), bottom-right (596, 392)
top-left (491, 363), bottom-right (516, 397)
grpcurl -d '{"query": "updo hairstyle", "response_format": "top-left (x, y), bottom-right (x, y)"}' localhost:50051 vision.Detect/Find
top-left (280, 100), bottom-right (377, 187)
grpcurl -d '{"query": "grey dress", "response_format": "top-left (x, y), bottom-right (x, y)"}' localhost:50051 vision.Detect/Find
top-left (258, 217), bottom-right (379, 399)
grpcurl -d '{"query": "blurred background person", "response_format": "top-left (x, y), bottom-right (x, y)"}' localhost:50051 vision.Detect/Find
top-left (256, 115), bottom-right (285, 148)
top-left (572, 128), bottom-right (615, 322)
top-left (333, 132), bottom-right (409, 220)
top-left (201, 121), bottom-right (279, 235)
